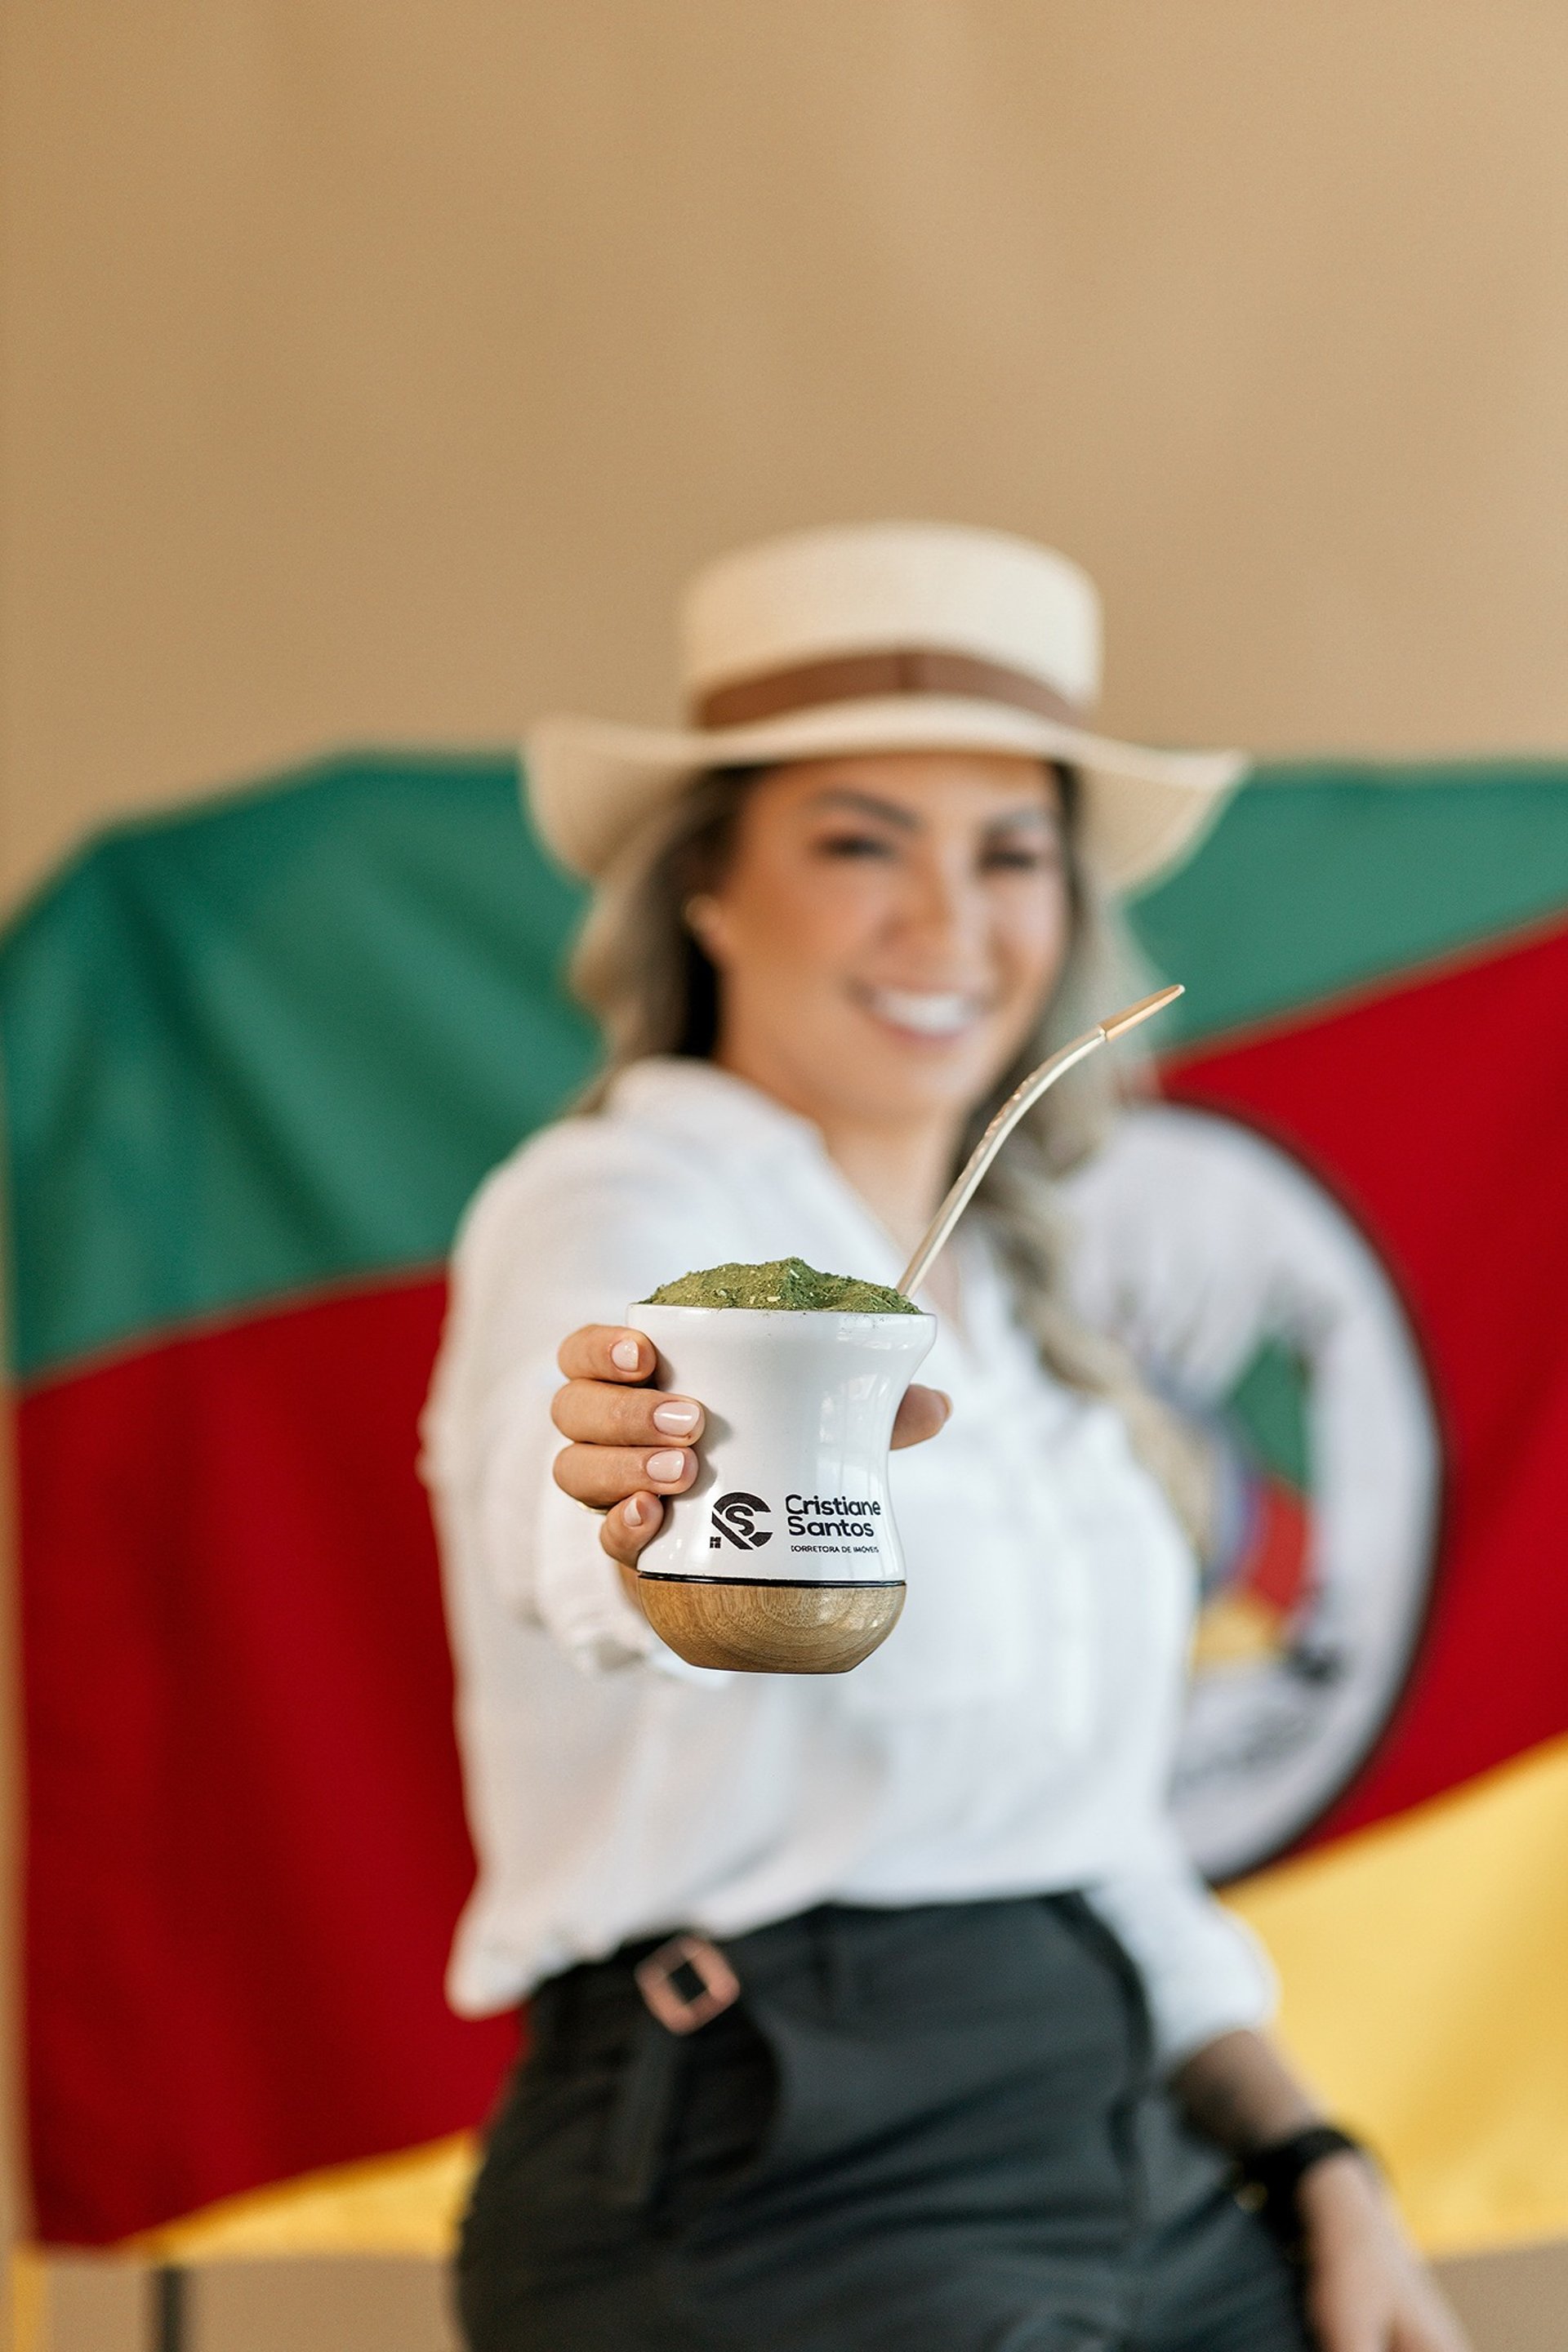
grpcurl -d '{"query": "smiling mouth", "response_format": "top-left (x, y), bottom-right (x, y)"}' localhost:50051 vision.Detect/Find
top-left (857, 986), bottom-right (991, 1039)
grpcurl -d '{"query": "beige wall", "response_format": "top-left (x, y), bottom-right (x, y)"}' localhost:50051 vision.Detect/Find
top-left (7, 2), bottom-right (1568, 910)
top-left (6, 4), bottom-right (1568, 2344)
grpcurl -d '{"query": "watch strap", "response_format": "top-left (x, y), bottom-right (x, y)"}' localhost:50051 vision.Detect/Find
top-left (1241, 2123), bottom-right (1370, 2224)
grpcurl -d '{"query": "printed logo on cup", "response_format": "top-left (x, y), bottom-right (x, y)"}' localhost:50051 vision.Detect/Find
top-left (709, 1492), bottom-right (775, 1552)
top-left (785, 1494), bottom-right (883, 1539)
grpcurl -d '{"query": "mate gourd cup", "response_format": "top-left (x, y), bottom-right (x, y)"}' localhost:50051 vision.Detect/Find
top-left (626, 1302), bottom-right (936, 1673)
top-left (617, 994), bottom-right (1188, 1673)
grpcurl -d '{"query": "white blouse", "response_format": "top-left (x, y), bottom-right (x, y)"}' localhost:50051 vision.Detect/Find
top-left (422, 1058), bottom-right (1274, 2064)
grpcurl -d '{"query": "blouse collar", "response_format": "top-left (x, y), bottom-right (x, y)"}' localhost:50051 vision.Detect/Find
top-left (605, 1055), bottom-right (837, 1172)
top-left (604, 1056), bottom-right (1033, 1380)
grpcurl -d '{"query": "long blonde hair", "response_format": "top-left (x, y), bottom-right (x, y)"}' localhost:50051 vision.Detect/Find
top-left (568, 765), bottom-right (1211, 1546)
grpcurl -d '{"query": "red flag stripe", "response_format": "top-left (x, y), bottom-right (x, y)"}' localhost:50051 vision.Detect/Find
top-left (1166, 918), bottom-right (1568, 1845)
top-left (19, 1280), bottom-right (514, 2243)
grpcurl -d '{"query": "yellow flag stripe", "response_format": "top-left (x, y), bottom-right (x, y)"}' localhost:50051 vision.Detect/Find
top-left (109, 1731), bottom-right (1568, 2266)
top-left (1227, 1731), bottom-right (1568, 2256)
top-left (122, 2132), bottom-right (477, 2263)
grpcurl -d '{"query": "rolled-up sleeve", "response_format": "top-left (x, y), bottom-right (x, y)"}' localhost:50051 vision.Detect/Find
top-left (1085, 1849), bottom-right (1277, 2070)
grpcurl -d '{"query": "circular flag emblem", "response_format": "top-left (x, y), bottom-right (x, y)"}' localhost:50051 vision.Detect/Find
top-left (1067, 1104), bottom-right (1442, 1882)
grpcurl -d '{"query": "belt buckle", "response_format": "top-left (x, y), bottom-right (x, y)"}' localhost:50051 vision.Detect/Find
top-left (634, 1934), bottom-right (740, 2035)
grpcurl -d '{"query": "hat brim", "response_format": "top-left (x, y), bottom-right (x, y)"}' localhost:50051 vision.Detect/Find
top-left (525, 697), bottom-right (1248, 893)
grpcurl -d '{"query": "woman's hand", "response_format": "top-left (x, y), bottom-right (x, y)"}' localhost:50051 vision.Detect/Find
top-left (1174, 2032), bottom-right (1468, 2352)
top-left (1298, 2155), bottom-right (1469, 2352)
top-left (550, 1324), bottom-right (951, 1570)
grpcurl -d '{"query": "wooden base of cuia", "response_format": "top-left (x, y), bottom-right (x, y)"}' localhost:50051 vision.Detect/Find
top-left (624, 1570), bottom-right (905, 1673)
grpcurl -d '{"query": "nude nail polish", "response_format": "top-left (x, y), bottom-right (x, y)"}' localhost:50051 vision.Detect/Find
top-left (645, 1450), bottom-right (685, 1483)
top-left (611, 1340), bottom-right (641, 1371)
top-left (652, 1401), bottom-right (699, 1435)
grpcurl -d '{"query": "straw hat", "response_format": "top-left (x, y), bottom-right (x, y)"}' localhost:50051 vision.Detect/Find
top-left (526, 522), bottom-right (1247, 890)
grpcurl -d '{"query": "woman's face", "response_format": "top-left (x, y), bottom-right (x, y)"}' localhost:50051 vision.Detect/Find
top-left (696, 750), bottom-right (1071, 1131)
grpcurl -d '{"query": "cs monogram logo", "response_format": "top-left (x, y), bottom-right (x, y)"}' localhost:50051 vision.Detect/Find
top-left (709, 1492), bottom-right (774, 1552)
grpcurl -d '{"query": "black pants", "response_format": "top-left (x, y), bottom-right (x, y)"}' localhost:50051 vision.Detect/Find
top-left (457, 1895), bottom-right (1312, 2351)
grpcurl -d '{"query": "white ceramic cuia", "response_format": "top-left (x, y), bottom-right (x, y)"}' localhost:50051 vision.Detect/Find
top-left (625, 1303), bottom-right (936, 1674)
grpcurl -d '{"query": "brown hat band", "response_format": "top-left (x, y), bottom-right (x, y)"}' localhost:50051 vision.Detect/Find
top-left (692, 645), bottom-right (1085, 733)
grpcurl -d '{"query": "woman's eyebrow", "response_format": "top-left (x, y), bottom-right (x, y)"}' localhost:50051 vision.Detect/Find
top-left (804, 788), bottom-right (1060, 835)
top-left (985, 803), bottom-right (1060, 833)
top-left (804, 787), bottom-right (921, 830)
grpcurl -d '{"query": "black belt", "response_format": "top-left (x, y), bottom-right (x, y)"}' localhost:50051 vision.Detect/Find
top-left (599, 1931), bottom-right (742, 2206)
top-left (534, 1917), bottom-right (809, 2207)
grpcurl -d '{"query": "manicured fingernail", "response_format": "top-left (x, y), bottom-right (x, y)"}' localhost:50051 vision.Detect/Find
top-left (645, 1450), bottom-right (685, 1483)
top-left (624, 1494), bottom-right (644, 1528)
top-left (611, 1340), bottom-right (641, 1371)
top-left (652, 1401), bottom-right (699, 1435)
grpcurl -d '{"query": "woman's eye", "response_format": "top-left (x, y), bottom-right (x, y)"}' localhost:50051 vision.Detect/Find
top-left (814, 831), bottom-right (897, 861)
top-left (982, 841), bottom-right (1058, 872)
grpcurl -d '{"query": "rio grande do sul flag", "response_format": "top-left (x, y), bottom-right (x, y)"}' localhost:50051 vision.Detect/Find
top-left (2, 752), bottom-right (1566, 2256)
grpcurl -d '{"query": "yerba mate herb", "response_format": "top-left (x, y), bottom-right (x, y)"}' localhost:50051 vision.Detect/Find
top-left (642, 1255), bottom-right (919, 1314)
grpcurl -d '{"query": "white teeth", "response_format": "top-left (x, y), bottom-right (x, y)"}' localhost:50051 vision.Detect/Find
top-left (865, 988), bottom-right (980, 1037)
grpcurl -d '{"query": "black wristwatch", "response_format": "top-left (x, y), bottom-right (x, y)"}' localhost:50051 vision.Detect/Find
top-left (1237, 2123), bottom-right (1372, 2238)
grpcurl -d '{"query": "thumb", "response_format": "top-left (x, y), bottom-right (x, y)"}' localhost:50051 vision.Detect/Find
top-left (892, 1385), bottom-right (951, 1450)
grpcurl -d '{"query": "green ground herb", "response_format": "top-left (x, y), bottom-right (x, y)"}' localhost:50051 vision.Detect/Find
top-left (642, 1255), bottom-right (919, 1314)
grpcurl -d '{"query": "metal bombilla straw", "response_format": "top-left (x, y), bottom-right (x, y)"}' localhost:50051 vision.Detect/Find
top-left (897, 984), bottom-right (1185, 1301)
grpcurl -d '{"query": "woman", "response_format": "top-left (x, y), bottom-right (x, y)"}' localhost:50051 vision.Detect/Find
top-left (424, 523), bottom-right (1464, 2350)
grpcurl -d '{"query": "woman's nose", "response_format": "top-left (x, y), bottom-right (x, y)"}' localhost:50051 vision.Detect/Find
top-left (898, 853), bottom-right (987, 957)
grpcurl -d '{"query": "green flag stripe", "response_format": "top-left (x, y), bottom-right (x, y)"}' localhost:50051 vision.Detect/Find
top-left (0, 753), bottom-right (595, 1381)
top-left (1133, 760), bottom-right (1568, 1044)
top-left (4, 753), bottom-right (1568, 1382)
